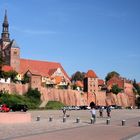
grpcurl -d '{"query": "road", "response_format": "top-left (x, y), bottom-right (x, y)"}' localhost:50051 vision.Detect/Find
top-left (0, 109), bottom-right (140, 140)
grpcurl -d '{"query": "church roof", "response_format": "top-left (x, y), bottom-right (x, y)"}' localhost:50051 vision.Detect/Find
top-left (11, 40), bottom-right (20, 48)
top-left (19, 58), bottom-right (70, 80)
top-left (3, 10), bottom-right (8, 26)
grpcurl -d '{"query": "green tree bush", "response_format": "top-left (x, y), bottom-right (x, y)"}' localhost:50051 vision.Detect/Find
top-left (110, 84), bottom-right (122, 95)
top-left (71, 71), bottom-right (85, 82)
top-left (133, 79), bottom-right (140, 95)
top-left (45, 101), bottom-right (65, 110)
top-left (0, 89), bottom-right (41, 109)
top-left (24, 88), bottom-right (41, 104)
top-left (136, 97), bottom-right (140, 109)
top-left (105, 71), bottom-right (120, 82)
top-left (0, 92), bottom-right (26, 106)
top-left (21, 73), bottom-right (30, 84)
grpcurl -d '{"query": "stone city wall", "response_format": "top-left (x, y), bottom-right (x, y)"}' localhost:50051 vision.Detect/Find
top-left (0, 83), bottom-right (135, 107)
top-left (39, 87), bottom-right (86, 106)
top-left (0, 83), bottom-right (29, 95)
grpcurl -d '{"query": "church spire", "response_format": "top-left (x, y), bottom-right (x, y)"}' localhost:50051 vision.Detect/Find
top-left (1, 10), bottom-right (10, 41)
top-left (3, 10), bottom-right (8, 26)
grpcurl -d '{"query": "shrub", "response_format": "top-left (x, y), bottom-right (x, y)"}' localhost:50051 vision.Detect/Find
top-left (21, 73), bottom-right (30, 84)
top-left (24, 88), bottom-right (41, 103)
top-left (0, 93), bottom-right (26, 107)
top-left (45, 101), bottom-right (65, 110)
top-left (0, 90), bottom-right (41, 109)
top-left (111, 84), bottom-right (122, 95)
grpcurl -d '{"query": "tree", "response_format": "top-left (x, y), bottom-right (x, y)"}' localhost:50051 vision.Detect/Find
top-left (21, 73), bottom-right (30, 84)
top-left (25, 88), bottom-right (41, 103)
top-left (2, 70), bottom-right (18, 82)
top-left (105, 71), bottom-right (120, 82)
top-left (0, 70), bottom-right (18, 83)
top-left (136, 97), bottom-right (140, 109)
top-left (110, 84), bottom-right (122, 95)
top-left (71, 71), bottom-right (85, 82)
top-left (9, 70), bottom-right (18, 82)
top-left (133, 79), bottom-right (140, 95)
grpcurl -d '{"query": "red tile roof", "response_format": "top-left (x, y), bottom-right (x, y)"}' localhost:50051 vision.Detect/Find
top-left (48, 69), bottom-right (57, 76)
top-left (26, 69), bottom-right (48, 77)
top-left (107, 76), bottom-right (124, 89)
top-left (85, 70), bottom-right (98, 78)
top-left (19, 58), bottom-right (70, 80)
top-left (2, 65), bottom-right (13, 72)
top-left (98, 79), bottom-right (105, 85)
top-left (75, 80), bottom-right (83, 88)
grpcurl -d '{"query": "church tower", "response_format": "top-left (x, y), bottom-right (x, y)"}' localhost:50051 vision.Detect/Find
top-left (0, 10), bottom-right (20, 72)
top-left (1, 10), bottom-right (10, 42)
top-left (0, 10), bottom-right (11, 65)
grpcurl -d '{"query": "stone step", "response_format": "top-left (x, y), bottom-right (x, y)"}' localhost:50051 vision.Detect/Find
top-left (39, 100), bottom-right (48, 108)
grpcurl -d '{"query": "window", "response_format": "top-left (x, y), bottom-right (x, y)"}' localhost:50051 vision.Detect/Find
top-left (14, 51), bottom-right (17, 55)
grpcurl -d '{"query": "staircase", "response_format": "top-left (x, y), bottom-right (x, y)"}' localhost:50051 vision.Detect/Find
top-left (39, 100), bottom-right (48, 108)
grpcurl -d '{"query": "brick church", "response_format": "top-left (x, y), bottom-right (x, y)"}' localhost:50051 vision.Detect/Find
top-left (0, 11), bottom-right (70, 88)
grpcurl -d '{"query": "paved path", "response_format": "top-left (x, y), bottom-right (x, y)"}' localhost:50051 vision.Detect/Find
top-left (0, 109), bottom-right (140, 140)
top-left (10, 124), bottom-right (140, 140)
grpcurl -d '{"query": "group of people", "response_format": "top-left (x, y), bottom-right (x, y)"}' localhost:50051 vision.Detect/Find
top-left (90, 103), bottom-right (111, 123)
top-left (99, 106), bottom-right (111, 118)
top-left (62, 103), bottom-right (111, 124)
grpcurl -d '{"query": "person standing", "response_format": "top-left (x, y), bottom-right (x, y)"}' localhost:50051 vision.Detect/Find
top-left (90, 106), bottom-right (96, 123)
top-left (106, 106), bottom-right (111, 118)
top-left (99, 106), bottom-right (104, 117)
top-left (62, 107), bottom-right (66, 117)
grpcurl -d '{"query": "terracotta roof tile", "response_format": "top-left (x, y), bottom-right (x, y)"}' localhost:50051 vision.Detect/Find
top-left (19, 58), bottom-right (69, 80)
top-left (98, 79), bottom-right (105, 85)
top-left (48, 69), bottom-right (57, 76)
top-left (86, 70), bottom-right (98, 78)
top-left (2, 65), bottom-right (13, 72)
top-left (27, 69), bottom-right (48, 77)
top-left (107, 76), bottom-right (124, 89)
top-left (75, 80), bottom-right (83, 87)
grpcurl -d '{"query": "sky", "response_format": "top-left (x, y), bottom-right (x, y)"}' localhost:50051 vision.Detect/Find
top-left (0, 0), bottom-right (140, 82)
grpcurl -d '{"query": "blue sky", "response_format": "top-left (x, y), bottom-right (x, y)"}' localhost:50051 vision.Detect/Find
top-left (0, 0), bottom-right (140, 82)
